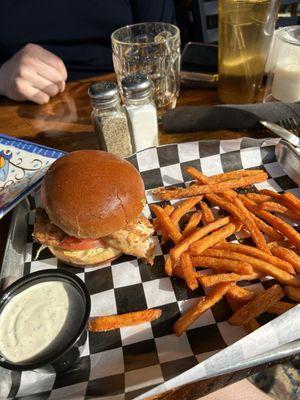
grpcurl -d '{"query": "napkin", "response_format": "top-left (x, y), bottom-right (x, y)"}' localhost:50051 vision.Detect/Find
top-left (162, 102), bottom-right (300, 133)
top-left (137, 305), bottom-right (300, 399)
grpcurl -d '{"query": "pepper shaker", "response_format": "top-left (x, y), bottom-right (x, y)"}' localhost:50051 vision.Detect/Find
top-left (122, 73), bottom-right (159, 152)
top-left (88, 81), bottom-right (133, 158)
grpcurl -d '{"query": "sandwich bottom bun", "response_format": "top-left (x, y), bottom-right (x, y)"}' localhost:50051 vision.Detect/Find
top-left (49, 245), bottom-right (122, 268)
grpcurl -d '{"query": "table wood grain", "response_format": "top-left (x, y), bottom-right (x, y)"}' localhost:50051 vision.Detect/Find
top-left (0, 74), bottom-right (285, 400)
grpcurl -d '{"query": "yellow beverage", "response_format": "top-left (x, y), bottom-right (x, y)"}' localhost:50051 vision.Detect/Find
top-left (218, 0), bottom-right (279, 104)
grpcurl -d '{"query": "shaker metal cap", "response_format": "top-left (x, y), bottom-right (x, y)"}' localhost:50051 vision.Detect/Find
top-left (88, 81), bottom-right (119, 105)
top-left (122, 72), bottom-right (153, 99)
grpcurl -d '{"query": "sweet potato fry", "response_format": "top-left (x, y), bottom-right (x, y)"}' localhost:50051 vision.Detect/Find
top-left (198, 272), bottom-right (260, 287)
top-left (284, 286), bottom-right (300, 302)
top-left (270, 246), bottom-right (300, 273)
top-left (225, 293), bottom-right (260, 332)
top-left (185, 167), bottom-right (209, 184)
top-left (153, 205), bottom-right (174, 228)
top-left (214, 242), bottom-right (295, 275)
top-left (233, 195), bottom-right (271, 253)
top-left (259, 189), bottom-right (281, 199)
top-left (150, 204), bottom-right (182, 243)
top-left (173, 282), bottom-right (233, 336)
top-left (172, 265), bottom-right (185, 279)
top-left (267, 301), bottom-right (296, 315)
top-left (192, 256), bottom-right (253, 274)
top-left (226, 285), bottom-right (256, 302)
top-left (210, 169), bottom-right (266, 183)
top-left (222, 188), bottom-right (237, 199)
top-left (88, 309), bottom-right (162, 332)
top-left (260, 202), bottom-right (300, 221)
top-left (173, 265), bottom-right (206, 280)
top-left (164, 205), bottom-right (175, 215)
top-left (249, 212), bottom-right (284, 241)
top-left (229, 285), bottom-right (284, 325)
top-left (189, 221), bottom-right (241, 256)
top-left (181, 253), bottom-right (199, 290)
top-left (260, 202), bottom-right (287, 213)
top-left (240, 196), bottom-right (300, 249)
top-left (267, 240), bottom-right (294, 249)
top-left (227, 290), bottom-right (295, 316)
top-left (165, 255), bottom-right (174, 276)
top-left (259, 189), bottom-right (300, 214)
top-left (185, 168), bottom-right (265, 185)
top-left (170, 196), bottom-right (203, 224)
top-left (206, 193), bottom-right (270, 253)
top-left (245, 193), bottom-right (274, 204)
top-left (170, 216), bottom-right (230, 261)
top-left (182, 211), bottom-right (203, 237)
top-left (281, 192), bottom-right (300, 213)
top-left (199, 200), bottom-right (215, 224)
top-left (153, 205), bottom-right (174, 243)
top-left (203, 248), bottom-right (300, 287)
top-left (244, 319), bottom-right (261, 332)
top-left (153, 172), bottom-right (268, 200)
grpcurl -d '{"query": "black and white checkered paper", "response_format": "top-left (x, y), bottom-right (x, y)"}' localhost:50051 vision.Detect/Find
top-left (1, 138), bottom-right (299, 400)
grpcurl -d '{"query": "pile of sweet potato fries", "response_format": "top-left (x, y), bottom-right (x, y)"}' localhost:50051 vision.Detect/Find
top-left (151, 167), bottom-right (300, 336)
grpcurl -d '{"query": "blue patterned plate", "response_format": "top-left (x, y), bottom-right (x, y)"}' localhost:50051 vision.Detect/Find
top-left (0, 134), bottom-right (65, 219)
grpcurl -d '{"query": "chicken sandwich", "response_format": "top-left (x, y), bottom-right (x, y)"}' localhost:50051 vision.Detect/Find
top-left (34, 150), bottom-right (154, 267)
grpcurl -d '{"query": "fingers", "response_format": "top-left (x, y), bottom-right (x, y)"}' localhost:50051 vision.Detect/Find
top-left (14, 78), bottom-right (50, 104)
top-left (35, 63), bottom-right (66, 92)
top-left (0, 43), bottom-right (67, 104)
top-left (22, 43), bottom-right (68, 81)
top-left (19, 67), bottom-right (61, 97)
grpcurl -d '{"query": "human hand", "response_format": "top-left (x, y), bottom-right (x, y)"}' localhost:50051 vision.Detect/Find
top-left (0, 43), bottom-right (67, 104)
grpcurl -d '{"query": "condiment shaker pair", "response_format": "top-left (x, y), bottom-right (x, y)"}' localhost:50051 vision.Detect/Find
top-left (88, 73), bottom-right (159, 158)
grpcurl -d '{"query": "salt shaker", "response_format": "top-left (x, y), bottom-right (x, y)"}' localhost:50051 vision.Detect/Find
top-left (88, 81), bottom-right (133, 157)
top-left (122, 73), bottom-right (158, 152)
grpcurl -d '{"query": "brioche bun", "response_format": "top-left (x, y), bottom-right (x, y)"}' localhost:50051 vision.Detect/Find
top-left (41, 150), bottom-right (145, 238)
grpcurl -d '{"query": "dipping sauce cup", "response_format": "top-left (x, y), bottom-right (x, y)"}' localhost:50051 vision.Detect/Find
top-left (0, 269), bottom-right (90, 373)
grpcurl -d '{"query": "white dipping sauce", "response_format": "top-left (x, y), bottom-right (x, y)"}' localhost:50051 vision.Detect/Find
top-left (0, 281), bottom-right (85, 363)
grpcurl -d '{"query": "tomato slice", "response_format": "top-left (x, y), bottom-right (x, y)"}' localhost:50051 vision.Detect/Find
top-left (58, 236), bottom-right (105, 251)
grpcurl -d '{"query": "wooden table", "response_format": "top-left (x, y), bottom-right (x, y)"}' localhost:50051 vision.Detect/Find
top-left (0, 74), bottom-right (282, 399)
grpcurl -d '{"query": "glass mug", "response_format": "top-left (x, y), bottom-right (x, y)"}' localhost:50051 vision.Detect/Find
top-left (265, 26), bottom-right (300, 103)
top-left (111, 22), bottom-right (181, 116)
top-left (218, 0), bottom-right (279, 104)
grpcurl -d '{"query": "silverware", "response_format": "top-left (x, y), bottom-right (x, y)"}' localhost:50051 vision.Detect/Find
top-left (275, 140), bottom-right (300, 186)
top-left (278, 117), bottom-right (300, 137)
top-left (260, 120), bottom-right (300, 148)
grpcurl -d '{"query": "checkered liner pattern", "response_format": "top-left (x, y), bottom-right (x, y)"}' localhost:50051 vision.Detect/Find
top-left (4, 138), bottom-right (300, 400)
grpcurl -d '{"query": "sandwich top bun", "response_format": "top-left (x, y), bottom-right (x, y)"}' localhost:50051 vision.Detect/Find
top-left (41, 150), bottom-right (145, 238)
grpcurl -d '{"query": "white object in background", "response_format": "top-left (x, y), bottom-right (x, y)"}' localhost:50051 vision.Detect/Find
top-left (265, 26), bottom-right (300, 103)
top-left (122, 72), bottom-right (159, 152)
top-left (272, 64), bottom-right (300, 102)
top-left (126, 103), bottom-right (158, 152)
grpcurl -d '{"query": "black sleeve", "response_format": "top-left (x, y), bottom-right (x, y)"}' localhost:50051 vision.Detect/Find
top-left (130, 0), bottom-right (176, 24)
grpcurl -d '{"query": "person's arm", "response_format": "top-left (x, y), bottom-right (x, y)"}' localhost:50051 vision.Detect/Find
top-left (130, 0), bottom-right (176, 23)
top-left (0, 43), bottom-right (67, 104)
top-left (200, 379), bottom-right (273, 400)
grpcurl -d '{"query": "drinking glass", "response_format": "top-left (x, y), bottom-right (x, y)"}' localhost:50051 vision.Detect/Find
top-left (264, 26), bottom-right (300, 103)
top-left (218, 0), bottom-right (279, 104)
top-left (111, 22), bottom-right (180, 116)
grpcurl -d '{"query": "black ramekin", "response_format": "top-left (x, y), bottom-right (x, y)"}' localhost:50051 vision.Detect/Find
top-left (0, 269), bottom-right (91, 373)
